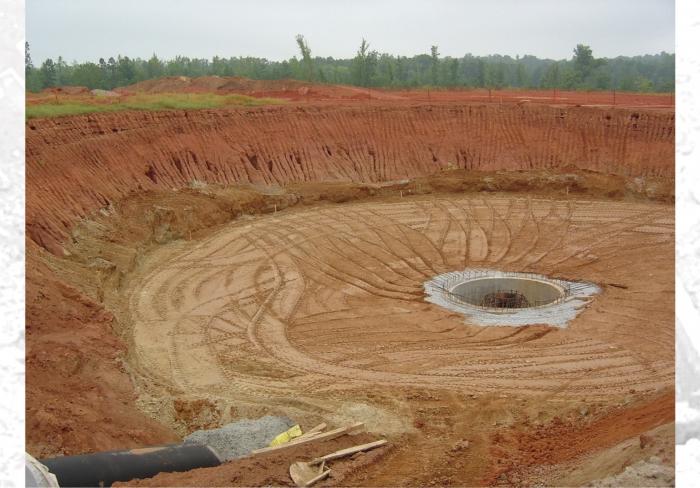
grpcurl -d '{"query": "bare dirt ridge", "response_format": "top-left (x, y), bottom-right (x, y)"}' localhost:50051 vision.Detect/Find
top-left (26, 91), bottom-right (674, 486)
top-left (32, 76), bottom-right (674, 108)
top-left (122, 75), bottom-right (676, 109)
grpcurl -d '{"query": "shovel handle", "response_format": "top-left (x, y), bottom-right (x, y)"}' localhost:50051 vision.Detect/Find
top-left (303, 468), bottom-right (331, 487)
top-left (311, 439), bottom-right (387, 465)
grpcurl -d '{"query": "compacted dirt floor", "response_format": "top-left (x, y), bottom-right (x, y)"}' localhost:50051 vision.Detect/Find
top-left (110, 195), bottom-right (674, 484)
top-left (26, 81), bottom-right (675, 486)
top-left (125, 195), bottom-right (673, 409)
top-left (115, 194), bottom-right (674, 485)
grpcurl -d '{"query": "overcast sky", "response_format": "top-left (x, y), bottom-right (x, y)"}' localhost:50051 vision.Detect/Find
top-left (27, 0), bottom-right (675, 64)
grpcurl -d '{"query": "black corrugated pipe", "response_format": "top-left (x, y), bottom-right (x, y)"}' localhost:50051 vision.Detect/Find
top-left (39, 443), bottom-right (222, 487)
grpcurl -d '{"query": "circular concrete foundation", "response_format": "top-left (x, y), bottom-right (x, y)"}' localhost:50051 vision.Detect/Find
top-left (451, 276), bottom-right (566, 310)
top-left (424, 269), bottom-right (600, 328)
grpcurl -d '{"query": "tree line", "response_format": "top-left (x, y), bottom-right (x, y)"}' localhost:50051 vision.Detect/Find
top-left (25, 39), bottom-right (674, 93)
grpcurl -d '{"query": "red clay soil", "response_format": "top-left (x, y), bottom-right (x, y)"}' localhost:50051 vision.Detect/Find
top-left (26, 103), bottom-right (674, 254)
top-left (25, 241), bottom-right (178, 457)
top-left (113, 393), bottom-right (673, 487)
top-left (379, 87), bottom-right (674, 109)
top-left (119, 76), bottom-right (381, 102)
top-left (484, 390), bottom-right (675, 485)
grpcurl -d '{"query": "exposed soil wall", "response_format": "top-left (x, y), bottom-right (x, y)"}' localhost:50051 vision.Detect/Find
top-left (26, 103), bottom-right (673, 254)
top-left (26, 242), bottom-right (179, 457)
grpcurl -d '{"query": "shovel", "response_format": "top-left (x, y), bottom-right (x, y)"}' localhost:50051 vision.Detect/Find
top-left (289, 439), bottom-right (387, 487)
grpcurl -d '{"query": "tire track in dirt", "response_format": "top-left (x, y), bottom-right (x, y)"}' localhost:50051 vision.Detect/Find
top-left (122, 196), bottom-right (674, 425)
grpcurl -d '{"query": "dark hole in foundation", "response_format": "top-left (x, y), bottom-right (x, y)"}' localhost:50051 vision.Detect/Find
top-left (481, 290), bottom-right (530, 309)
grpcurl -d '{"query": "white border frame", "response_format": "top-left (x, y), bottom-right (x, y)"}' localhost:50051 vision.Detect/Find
top-left (1, 0), bottom-right (696, 485)
top-left (0, 0), bottom-right (25, 486)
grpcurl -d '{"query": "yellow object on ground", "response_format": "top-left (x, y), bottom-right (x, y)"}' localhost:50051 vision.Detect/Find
top-left (269, 424), bottom-right (303, 447)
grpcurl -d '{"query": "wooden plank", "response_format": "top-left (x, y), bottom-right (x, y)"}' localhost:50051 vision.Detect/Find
top-left (311, 439), bottom-right (388, 464)
top-left (251, 422), bottom-right (364, 456)
top-left (291, 431), bottom-right (320, 442)
top-left (291, 422), bottom-right (327, 443)
top-left (303, 422), bottom-right (327, 436)
top-left (311, 439), bottom-right (387, 465)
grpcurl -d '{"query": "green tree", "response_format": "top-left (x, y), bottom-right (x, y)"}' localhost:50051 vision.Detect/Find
top-left (635, 75), bottom-right (654, 92)
top-left (55, 56), bottom-right (69, 86)
top-left (272, 59), bottom-right (293, 79)
top-left (430, 45), bottom-right (440, 85)
top-left (375, 53), bottom-right (396, 86)
top-left (39, 59), bottom-right (58, 88)
top-left (295, 34), bottom-right (314, 81)
top-left (475, 58), bottom-right (486, 88)
top-left (572, 44), bottom-right (605, 87)
top-left (25, 42), bottom-right (44, 92)
top-left (71, 62), bottom-right (103, 88)
top-left (351, 38), bottom-right (378, 87)
top-left (573, 44), bottom-right (595, 80)
top-left (116, 56), bottom-right (137, 86)
top-left (22, 46), bottom-right (676, 93)
top-left (146, 54), bottom-right (164, 79)
top-left (541, 62), bottom-right (560, 88)
top-left (98, 58), bottom-right (109, 88)
top-left (591, 68), bottom-right (611, 90)
top-left (560, 65), bottom-right (578, 89)
top-left (395, 56), bottom-right (408, 84)
top-left (486, 63), bottom-right (505, 89)
top-left (106, 57), bottom-right (118, 89)
top-left (447, 58), bottom-right (459, 86)
top-left (211, 55), bottom-right (227, 76)
top-left (515, 63), bottom-right (528, 87)
top-left (25, 42), bottom-right (33, 76)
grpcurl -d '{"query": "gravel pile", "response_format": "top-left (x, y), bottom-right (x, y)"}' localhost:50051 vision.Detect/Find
top-left (184, 416), bottom-right (295, 461)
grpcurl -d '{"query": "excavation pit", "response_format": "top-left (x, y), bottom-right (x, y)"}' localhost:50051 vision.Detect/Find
top-left (425, 269), bottom-right (600, 328)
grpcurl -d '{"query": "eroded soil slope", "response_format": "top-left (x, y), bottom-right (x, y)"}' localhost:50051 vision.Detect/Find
top-left (26, 242), bottom-right (179, 457)
top-left (27, 103), bottom-right (673, 254)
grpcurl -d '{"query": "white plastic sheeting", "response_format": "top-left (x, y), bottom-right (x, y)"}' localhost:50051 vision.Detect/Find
top-left (25, 454), bottom-right (59, 488)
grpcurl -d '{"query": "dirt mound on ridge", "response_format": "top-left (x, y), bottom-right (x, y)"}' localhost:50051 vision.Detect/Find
top-left (117, 75), bottom-right (674, 108)
top-left (119, 75), bottom-right (374, 100)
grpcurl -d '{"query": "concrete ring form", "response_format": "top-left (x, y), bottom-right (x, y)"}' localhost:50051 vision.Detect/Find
top-left (424, 269), bottom-right (600, 328)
